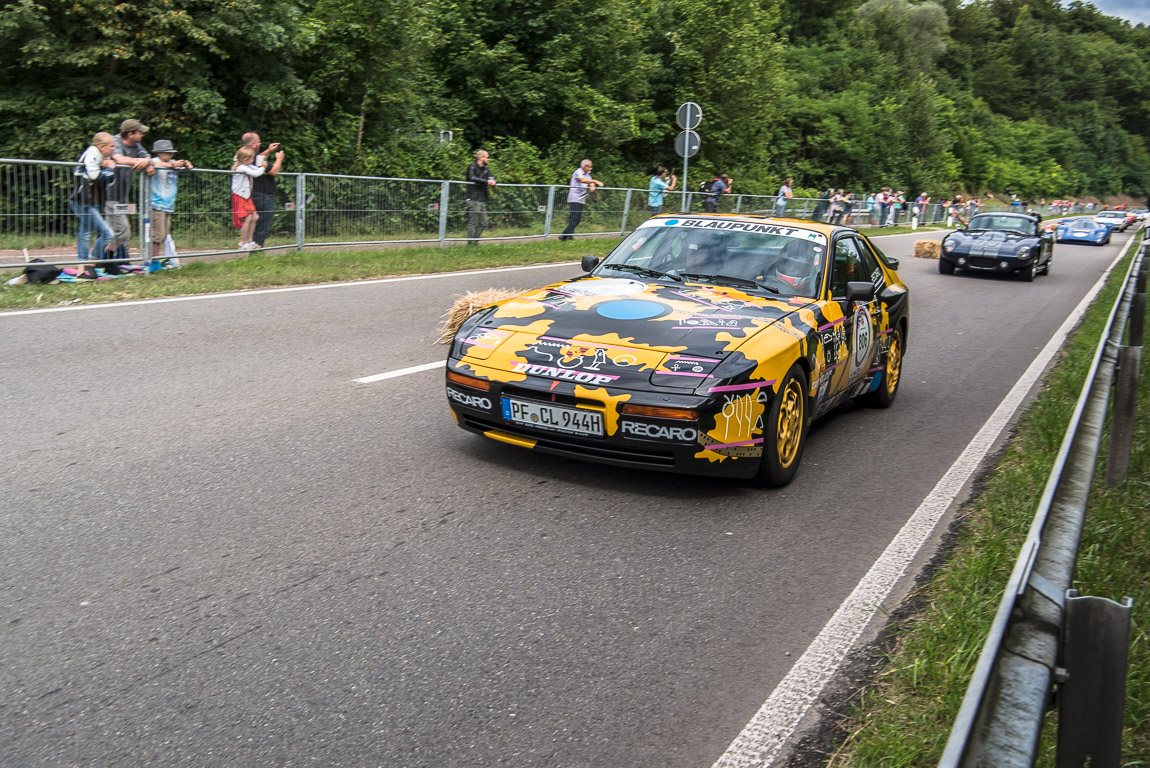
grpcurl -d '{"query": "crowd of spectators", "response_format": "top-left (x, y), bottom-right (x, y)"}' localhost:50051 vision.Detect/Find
top-left (67, 120), bottom-right (283, 276)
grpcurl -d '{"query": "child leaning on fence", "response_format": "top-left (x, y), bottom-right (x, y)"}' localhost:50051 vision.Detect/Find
top-left (150, 139), bottom-right (193, 263)
top-left (231, 146), bottom-right (266, 251)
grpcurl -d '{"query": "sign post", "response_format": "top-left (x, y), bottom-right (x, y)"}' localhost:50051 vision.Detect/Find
top-left (675, 102), bottom-right (702, 213)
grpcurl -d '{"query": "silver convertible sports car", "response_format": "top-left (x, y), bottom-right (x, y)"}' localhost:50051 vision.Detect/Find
top-left (939, 212), bottom-right (1053, 281)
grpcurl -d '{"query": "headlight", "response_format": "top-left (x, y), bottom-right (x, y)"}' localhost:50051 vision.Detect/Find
top-left (943, 239), bottom-right (957, 252)
top-left (1015, 245), bottom-right (1033, 258)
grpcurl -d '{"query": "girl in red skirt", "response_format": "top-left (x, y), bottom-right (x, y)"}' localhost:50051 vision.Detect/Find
top-left (231, 146), bottom-right (267, 250)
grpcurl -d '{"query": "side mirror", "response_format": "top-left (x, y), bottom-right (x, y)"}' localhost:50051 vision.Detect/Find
top-left (885, 257), bottom-right (900, 270)
top-left (845, 281), bottom-right (876, 304)
top-left (581, 254), bottom-right (601, 273)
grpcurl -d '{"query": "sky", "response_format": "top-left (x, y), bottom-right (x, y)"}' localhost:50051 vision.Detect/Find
top-left (1075, 0), bottom-right (1150, 25)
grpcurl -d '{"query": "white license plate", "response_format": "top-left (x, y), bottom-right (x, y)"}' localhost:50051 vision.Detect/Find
top-left (1073, 231), bottom-right (1089, 236)
top-left (501, 398), bottom-right (603, 437)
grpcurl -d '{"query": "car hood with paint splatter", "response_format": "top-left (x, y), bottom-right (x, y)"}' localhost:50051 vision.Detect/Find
top-left (452, 275), bottom-right (815, 393)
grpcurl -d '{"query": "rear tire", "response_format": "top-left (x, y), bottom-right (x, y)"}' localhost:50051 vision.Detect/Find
top-left (757, 364), bottom-right (809, 487)
top-left (855, 326), bottom-right (903, 409)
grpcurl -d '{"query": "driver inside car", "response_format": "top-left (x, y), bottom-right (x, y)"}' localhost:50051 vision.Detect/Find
top-left (771, 238), bottom-right (821, 295)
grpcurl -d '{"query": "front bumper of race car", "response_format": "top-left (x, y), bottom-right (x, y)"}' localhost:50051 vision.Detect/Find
top-left (942, 249), bottom-right (1036, 273)
top-left (445, 369), bottom-right (766, 479)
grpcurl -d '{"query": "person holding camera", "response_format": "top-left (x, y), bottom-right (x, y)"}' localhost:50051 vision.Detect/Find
top-left (241, 132), bottom-right (283, 248)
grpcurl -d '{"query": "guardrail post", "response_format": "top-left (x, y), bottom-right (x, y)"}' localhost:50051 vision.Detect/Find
top-left (438, 181), bottom-right (450, 247)
top-left (735, 194), bottom-right (743, 214)
top-left (1105, 246), bottom-right (1145, 486)
top-left (1056, 591), bottom-right (1133, 768)
top-left (295, 173), bottom-right (306, 251)
top-left (543, 186), bottom-right (556, 240)
top-left (620, 189), bottom-right (632, 235)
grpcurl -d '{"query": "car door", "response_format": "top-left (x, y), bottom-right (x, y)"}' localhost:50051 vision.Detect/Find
top-left (825, 236), bottom-right (880, 399)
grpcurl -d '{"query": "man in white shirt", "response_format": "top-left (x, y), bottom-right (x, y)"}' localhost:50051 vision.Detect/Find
top-left (558, 159), bottom-right (603, 241)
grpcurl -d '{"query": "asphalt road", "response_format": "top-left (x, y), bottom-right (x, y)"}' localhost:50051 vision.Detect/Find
top-left (0, 229), bottom-right (1134, 767)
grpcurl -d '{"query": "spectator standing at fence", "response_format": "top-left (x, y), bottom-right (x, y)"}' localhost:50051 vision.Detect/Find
top-left (876, 188), bottom-right (892, 227)
top-left (842, 192), bottom-right (855, 225)
top-left (149, 139), bottom-right (192, 261)
top-left (948, 194), bottom-right (968, 228)
top-left (107, 119), bottom-right (155, 261)
top-left (890, 190), bottom-right (906, 226)
top-left (829, 189), bottom-right (846, 224)
top-left (70, 132), bottom-right (117, 279)
top-left (702, 174), bottom-right (731, 213)
top-left (240, 133), bottom-right (282, 249)
top-left (647, 166), bottom-right (676, 215)
top-left (774, 176), bottom-right (793, 217)
top-left (559, 159), bottom-right (603, 241)
top-left (231, 147), bottom-right (267, 250)
top-left (913, 192), bottom-right (929, 229)
top-left (866, 191), bottom-right (877, 224)
top-left (466, 149), bottom-right (496, 244)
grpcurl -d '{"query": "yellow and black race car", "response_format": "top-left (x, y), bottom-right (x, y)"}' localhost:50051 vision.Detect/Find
top-left (445, 214), bottom-right (909, 486)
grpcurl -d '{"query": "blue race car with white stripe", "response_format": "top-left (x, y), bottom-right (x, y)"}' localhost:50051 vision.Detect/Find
top-left (1054, 217), bottom-right (1112, 246)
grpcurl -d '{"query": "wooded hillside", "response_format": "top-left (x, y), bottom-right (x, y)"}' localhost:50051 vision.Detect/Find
top-left (2, 0), bottom-right (1147, 197)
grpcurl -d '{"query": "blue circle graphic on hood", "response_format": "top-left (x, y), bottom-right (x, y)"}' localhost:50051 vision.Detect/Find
top-left (663, 219), bottom-right (680, 226)
top-left (596, 300), bottom-right (668, 321)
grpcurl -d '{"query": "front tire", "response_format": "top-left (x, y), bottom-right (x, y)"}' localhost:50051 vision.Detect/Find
top-left (939, 258), bottom-right (955, 274)
top-left (1020, 261), bottom-right (1036, 282)
top-left (757, 364), bottom-right (808, 487)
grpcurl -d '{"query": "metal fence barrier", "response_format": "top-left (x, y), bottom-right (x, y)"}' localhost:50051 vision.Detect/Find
top-left (940, 229), bottom-right (1146, 768)
top-left (0, 157), bottom-right (1103, 270)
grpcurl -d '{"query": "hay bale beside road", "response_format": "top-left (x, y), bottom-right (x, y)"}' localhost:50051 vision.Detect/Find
top-left (914, 240), bottom-right (941, 259)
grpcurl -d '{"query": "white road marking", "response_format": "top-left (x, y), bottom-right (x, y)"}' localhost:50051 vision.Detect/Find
top-left (0, 228), bottom-right (932, 319)
top-left (0, 261), bottom-right (578, 318)
top-left (355, 360), bottom-right (445, 383)
top-left (710, 231), bottom-right (1137, 768)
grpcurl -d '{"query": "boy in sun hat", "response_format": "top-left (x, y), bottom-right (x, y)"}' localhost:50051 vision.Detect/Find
top-left (150, 139), bottom-right (193, 263)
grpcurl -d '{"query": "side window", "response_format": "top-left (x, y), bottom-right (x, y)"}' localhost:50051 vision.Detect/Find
top-left (854, 238), bottom-right (886, 289)
top-left (830, 237), bottom-right (862, 299)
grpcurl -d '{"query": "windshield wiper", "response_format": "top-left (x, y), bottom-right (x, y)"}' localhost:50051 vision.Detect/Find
top-left (604, 263), bottom-right (683, 282)
top-left (679, 272), bottom-right (780, 293)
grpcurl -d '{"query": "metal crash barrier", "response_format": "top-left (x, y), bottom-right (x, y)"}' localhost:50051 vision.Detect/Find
top-left (3, 156), bottom-right (1040, 271)
top-left (940, 232), bottom-right (1146, 768)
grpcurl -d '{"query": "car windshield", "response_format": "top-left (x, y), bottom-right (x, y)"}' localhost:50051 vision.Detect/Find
top-left (968, 214), bottom-right (1037, 235)
top-left (1097, 211), bottom-right (1123, 219)
top-left (596, 222), bottom-right (829, 298)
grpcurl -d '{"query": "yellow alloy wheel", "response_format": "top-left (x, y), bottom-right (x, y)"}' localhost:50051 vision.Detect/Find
top-left (776, 376), bottom-right (805, 469)
top-left (885, 332), bottom-right (902, 395)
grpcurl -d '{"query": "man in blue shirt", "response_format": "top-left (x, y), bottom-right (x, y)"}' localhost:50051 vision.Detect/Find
top-left (647, 166), bottom-right (677, 215)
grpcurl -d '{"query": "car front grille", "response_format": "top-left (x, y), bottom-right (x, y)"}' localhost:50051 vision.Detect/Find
top-left (968, 256), bottom-right (1001, 269)
top-left (461, 414), bottom-right (678, 467)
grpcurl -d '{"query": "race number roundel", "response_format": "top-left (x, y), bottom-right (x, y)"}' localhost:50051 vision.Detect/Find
top-left (851, 306), bottom-right (873, 378)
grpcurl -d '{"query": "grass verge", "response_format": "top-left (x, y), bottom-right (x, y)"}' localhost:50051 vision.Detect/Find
top-left (0, 239), bottom-right (619, 311)
top-left (814, 235), bottom-right (1148, 766)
